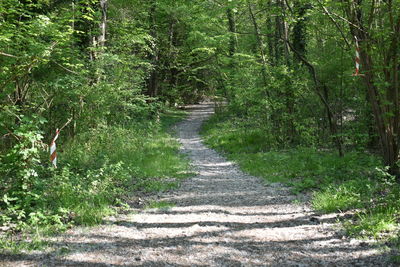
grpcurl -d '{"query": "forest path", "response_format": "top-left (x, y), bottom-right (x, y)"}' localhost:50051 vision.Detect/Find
top-left (2, 103), bottom-right (392, 266)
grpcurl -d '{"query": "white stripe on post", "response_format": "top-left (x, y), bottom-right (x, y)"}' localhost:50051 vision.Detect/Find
top-left (50, 129), bottom-right (59, 168)
top-left (353, 36), bottom-right (361, 76)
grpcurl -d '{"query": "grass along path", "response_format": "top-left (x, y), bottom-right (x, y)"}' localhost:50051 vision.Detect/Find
top-left (201, 109), bottom-right (400, 244)
top-left (0, 109), bottom-right (191, 252)
top-left (1, 103), bottom-right (395, 266)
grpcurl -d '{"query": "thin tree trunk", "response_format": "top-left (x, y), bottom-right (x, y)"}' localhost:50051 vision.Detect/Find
top-left (225, 7), bottom-right (238, 101)
top-left (169, 18), bottom-right (178, 89)
top-left (147, 0), bottom-right (159, 97)
top-left (264, 0), bottom-right (275, 64)
top-left (286, 40), bottom-right (344, 156)
top-left (247, 1), bottom-right (268, 89)
top-left (343, 0), bottom-right (400, 175)
top-left (98, 0), bottom-right (107, 47)
top-left (227, 8), bottom-right (237, 58)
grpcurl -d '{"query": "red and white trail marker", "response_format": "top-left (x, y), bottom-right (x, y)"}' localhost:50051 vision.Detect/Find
top-left (50, 128), bottom-right (60, 168)
top-left (352, 36), bottom-right (361, 76)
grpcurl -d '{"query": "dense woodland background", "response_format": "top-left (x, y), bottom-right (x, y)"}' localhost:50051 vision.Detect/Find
top-left (1, 0), bottom-right (400, 249)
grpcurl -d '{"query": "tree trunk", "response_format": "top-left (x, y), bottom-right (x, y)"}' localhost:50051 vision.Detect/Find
top-left (275, 0), bottom-right (290, 65)
top-left (169, 18), bottom-right (178, 89)
top-left (98, 0), bottom-right (108, 47)
top-left (286, 40), bottom-right (344, 156)
top-left (89, 0), bottom-right (107, 61)
top-left (147, 0), bottom-right (159, 97)
top-left (343, 0), bottom-right (400, 176)
top-left (247, 1), bottom-right (268, 89)
top-left (226, 8), bottom-right (237, 58)
top-left (225, 7), bottom-right (238, 101)
top-left (292, 1), bottom-right (309, 63)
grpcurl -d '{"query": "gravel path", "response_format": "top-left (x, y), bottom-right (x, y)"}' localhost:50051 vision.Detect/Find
top-left (1, 103), bottom-right (394, 266)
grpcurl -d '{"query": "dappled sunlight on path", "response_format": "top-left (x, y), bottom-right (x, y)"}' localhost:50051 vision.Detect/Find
top-left (1, 103), bottom-right (393, 266)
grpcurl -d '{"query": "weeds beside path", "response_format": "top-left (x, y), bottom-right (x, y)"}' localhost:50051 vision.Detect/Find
top-left (1, 103), bottom-right (395, 266)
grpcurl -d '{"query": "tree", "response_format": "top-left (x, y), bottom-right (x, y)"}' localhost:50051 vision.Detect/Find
top-left (340, 0), bottom-right (400, 175)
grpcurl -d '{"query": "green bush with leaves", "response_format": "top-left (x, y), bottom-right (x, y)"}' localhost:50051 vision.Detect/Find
top-left (0, 108), bottom-right (190, 235)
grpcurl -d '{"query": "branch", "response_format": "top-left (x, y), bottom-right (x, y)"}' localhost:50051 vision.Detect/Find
top-left (60, 117), bottom-right (73, 131)
top-left (322, 3), bottom-right (367, 33)
top-left (367, 0), bottom-right (376, 31)
top-left (51, 61), bottom-right (80, 75)
top-left (284, 0), bottom-right (294, 15)
top-left (1, 125), bottom-right (20, 141)
top-left (0, 52), bottom-right (18, 58)
top-left (284, 38), bottom-right (332, 111)
top-left (315, 0), bottom-right (352, 50)
top-left (209, 0), bottom-right (223, 7)
top-left (233, 31), bottom-right (274, 37)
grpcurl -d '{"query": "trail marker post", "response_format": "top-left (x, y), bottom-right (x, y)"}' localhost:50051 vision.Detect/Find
top-left (352, 36), bottom-right (362, 76)
top-left (50, 128), bottom-right (60, 168)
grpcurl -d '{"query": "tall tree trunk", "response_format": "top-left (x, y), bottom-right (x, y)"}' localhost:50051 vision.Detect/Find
top-left (265, 0), bottom-right (275, 65)
top-left (343, 0), bottom-right (400, 176)
top-left (247, 1), bottom-right (268, 89)
top-left (87, 0), bottom-right (107, 61)
top-left (287, 1), bottom-right (311, 143)
top-left (286, 40), bottom-right (344, 156)
top-left (226, 8), bottom-right (237, 58)
top-left (169, 18), bottom-right (178, 90)
top-left (147, 0), bottom-right (159, 97)
top-left (225, 7), bottom-right (238, 101)
top-left (292, 1), bottom-right (309, 63)
top-left (98, 0), bottom-right (107, 47)
top-left (91, 0), bottom-right (108, 82)
top-left (275, 0), bottom-right (290, 65)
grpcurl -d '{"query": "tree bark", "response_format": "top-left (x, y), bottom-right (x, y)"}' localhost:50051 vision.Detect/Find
top-left (224, 7), bottom-right (238, 101)
top-left (286, 40), bottom-right (344, 156)
top-left (247, 1), bottom-right (268, 89)
top-left (275, 0), bottom-right (290, 65)
top-left (343, 0), bottom-right (400, 176)
top-left (168, 18), bottom-right (178, 89)
top-left (292, 1), bottom-right (309, 63)
top-left (98, 0), bottom-right (108, 47)
top-left (147, 0), bottom-right (159, 97)
top-left (226, 8), bottom-right (237, 58)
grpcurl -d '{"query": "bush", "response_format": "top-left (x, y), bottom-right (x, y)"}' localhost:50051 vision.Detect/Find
top-left (0, 109), bottom-right (191, 235)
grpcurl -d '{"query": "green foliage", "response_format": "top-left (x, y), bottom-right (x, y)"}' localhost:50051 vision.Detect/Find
top-left (0, 235), bottom-right (48, 253)
top-left (202, 110), bottom-right (400, 240)
top-left (1, 0), bottom-right (400, 254)
top-left (202, 110), bottom-right (378, 187)
top-left (342, 170), bottom-right (400, 239)
top-left (312, 179), bottom-right (371, 212)
top-left (0, 110), bottom-right (190, 243)
top-left (145, 200), bottom-right (175, 210)
top-left (201, 110), bottom-right (274, 153)
top-left (0, 112), bottom-right (49, 230)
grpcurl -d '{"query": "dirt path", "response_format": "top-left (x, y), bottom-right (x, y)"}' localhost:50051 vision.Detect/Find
top-left (1, 103), bottom-right (393, 266)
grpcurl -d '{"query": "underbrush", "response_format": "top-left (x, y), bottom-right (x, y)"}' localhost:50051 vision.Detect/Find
top-left (0, 109), bottom-right (191, 250)
top-left (201, 110), bottom-right (400, 242)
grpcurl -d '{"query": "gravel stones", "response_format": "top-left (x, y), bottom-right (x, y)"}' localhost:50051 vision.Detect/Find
top-left (1, 103), bottom-right (394, 266)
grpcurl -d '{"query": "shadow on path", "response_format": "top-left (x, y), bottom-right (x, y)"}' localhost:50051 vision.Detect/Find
top-left (0, 103), bottom-right (394, 266)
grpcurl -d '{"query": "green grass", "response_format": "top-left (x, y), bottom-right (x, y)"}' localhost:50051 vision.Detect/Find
top-left (0, 234), bottom-right (48, 253)
top-left (0, 108), bottom-right (192, 252)
top-left (159, 108), bottom-right (187, 131)
top-left (312, 180), bottom-right (367, 212)
top-left (56, 108), bottom-right (192, 223)
top-left (145, 200), bottom-right (175, 210)
top-left (346, 208), bottom-right (398, 238)
top-left (201, 109), bottom-right (400, 241)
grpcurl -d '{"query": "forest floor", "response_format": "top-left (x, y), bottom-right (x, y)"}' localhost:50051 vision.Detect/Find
top-left (0, 103), bottom-right (395, 266)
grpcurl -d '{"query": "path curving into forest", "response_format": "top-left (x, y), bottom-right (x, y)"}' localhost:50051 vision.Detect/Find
top-left (2, 103), bottom-right (393, 266)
